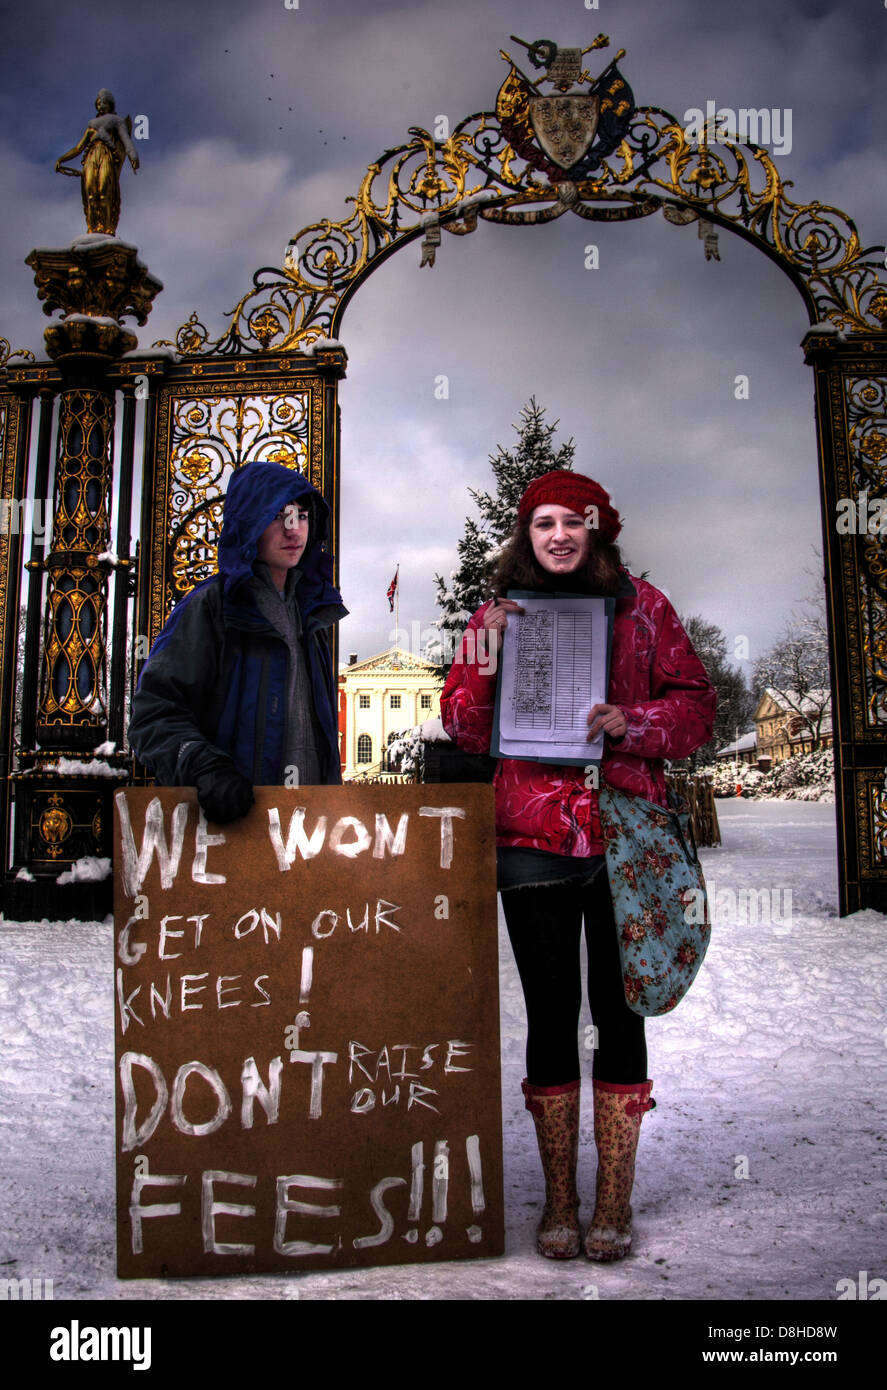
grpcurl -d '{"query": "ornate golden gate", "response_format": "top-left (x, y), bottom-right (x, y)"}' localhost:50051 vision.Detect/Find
top-left (1, 37), bottom-right (884, 917)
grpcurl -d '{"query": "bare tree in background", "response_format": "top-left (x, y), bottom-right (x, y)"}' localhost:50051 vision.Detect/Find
top-left (677, 613), bottom-right (755, 768)
top-left (753, 555), bottom-right (832, 750)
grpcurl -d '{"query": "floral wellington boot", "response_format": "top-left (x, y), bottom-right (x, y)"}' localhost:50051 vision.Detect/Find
top-left (585, 1078), bottom-right (655, 1261)
top-left (522, 1078), bottom-right (581, 1259)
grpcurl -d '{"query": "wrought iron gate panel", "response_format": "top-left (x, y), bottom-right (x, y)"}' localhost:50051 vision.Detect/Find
top-left (805, 330), bottom-right (887, 913)
top-left (843, 374), bottom-right (887, 733)
top-left (137, 353), bottom-right (343, 657)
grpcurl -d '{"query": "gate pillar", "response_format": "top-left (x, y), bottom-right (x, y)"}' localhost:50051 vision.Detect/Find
top-left (805, 326), bottom-right (887, 914)
top-left (7, 239), bottom-right (161, 919)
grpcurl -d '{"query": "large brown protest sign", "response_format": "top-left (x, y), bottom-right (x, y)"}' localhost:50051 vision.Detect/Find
top-left (113, 784), bottom-right (503, 1278)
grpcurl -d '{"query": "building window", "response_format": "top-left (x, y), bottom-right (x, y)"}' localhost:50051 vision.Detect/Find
top-left (357, 734), bottom-right (372, 764)
top-left (390, 694), bottom-right (401, 709)
top-left (359, 694), bottom-right (370, 709)
top-left (420, 694), bottom-right (432, 709)
top-left (384, 732), bottom-right (401, 773)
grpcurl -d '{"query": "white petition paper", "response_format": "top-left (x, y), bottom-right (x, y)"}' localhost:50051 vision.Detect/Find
top-left (498, 596), bottom-right (611, 762)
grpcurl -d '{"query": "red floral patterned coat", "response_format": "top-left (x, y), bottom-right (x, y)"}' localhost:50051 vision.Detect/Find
top-left (440, 575), bottom-right (717, 857)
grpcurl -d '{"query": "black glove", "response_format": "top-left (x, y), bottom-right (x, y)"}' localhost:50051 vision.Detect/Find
top-left (181, 744), bottom-right (254, 824)
top-left (195, 764), bottom-right (254, 823)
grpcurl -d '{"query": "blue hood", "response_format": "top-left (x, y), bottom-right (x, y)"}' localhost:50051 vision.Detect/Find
top-left (135, 463), bottom-right (346, 785)
top-left (218, 460), bottom-right (337, 605)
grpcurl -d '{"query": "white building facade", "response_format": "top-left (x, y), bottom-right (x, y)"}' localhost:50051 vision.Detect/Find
top-left (338, 648), bottom-right (441, 780)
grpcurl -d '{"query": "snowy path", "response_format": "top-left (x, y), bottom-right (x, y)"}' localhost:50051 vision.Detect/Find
top-left (1, 800), bottom-right (885, 1302)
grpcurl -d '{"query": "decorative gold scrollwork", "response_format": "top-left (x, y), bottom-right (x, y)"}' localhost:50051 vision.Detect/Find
top-left (168, 391), bottom-right (311, 598)
top-left (873, 781), bottom-right (887, 864)
top-left (845, 375), bottom-right (887, 727)
top-left (0, 338), bottom-right (36, 367)
top-left (158, 43), bottom-right (885, 357)
top-left (38, 389), bottom-right (113, 731)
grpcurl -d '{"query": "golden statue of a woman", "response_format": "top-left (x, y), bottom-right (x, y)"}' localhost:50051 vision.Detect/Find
top-left (55, 89), bottom-right (140, 235)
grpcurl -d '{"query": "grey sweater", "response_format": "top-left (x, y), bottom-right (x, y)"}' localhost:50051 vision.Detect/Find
top-left (248, 564), bottom-right (323, 786)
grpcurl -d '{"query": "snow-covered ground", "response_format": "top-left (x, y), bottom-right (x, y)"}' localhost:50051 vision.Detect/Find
top-left (1, 800), bottom-right (885, 1305)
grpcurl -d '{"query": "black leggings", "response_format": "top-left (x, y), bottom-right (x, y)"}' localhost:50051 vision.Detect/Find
top-left (502, 869), bottom-right (647, 1087)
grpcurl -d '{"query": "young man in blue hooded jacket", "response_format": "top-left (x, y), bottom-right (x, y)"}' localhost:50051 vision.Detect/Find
top-left (129, 461), bottom-right (347, 822)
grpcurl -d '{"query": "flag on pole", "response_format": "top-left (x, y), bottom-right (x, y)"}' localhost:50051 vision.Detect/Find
top-left (386, 566), bottom-right (399, 612)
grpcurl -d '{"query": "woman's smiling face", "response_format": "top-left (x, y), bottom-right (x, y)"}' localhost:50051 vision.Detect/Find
top-left (528, 503), bottom-right (591, 575)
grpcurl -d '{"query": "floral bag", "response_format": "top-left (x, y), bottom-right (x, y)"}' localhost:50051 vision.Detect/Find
top-left (598, 784), bottom-right (711, 1017)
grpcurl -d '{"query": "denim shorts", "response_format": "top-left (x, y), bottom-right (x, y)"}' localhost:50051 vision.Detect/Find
top-left (497, 846), bottom-right (605, 892)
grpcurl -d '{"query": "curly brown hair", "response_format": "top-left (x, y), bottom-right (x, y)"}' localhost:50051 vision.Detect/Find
top-left (489, 518), bottom-right (624, 596)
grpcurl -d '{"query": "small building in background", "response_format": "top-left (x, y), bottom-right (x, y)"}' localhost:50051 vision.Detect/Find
top-left (338, 648), bottom-right (441, 780)
top-left (753, 689), bottom-right (832, 766)
top-left (715, 730), bottom-right (758, 765)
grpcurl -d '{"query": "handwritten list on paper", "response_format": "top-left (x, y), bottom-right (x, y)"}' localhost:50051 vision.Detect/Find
top-left (496, 596), bottom-right (612, 764)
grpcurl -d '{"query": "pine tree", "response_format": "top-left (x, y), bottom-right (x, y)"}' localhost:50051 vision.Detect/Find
top-left (431, 398), bottom-right (574, 665)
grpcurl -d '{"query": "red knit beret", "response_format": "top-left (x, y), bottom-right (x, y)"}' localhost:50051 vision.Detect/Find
top-left (517, 471), bottom-right (622, 542)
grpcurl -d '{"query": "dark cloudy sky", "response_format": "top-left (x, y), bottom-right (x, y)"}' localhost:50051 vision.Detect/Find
top-left (1, 0), bottom-right (884, 672)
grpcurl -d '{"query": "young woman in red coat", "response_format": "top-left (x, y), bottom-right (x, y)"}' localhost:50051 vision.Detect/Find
top-left (441, 471), bottom-right (716, 1261)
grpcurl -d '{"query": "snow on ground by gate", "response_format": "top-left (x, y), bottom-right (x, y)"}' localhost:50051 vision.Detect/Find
top-left (0, 800), bottom-right (884, 1301)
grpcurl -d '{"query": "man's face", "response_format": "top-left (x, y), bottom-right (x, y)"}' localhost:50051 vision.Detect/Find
top-left (256, 502), bottom-right (310, 583)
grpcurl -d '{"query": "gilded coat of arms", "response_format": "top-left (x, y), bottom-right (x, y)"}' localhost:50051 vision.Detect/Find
top-left (497, 36), bottom-right (635, 183)
top-left (529, 94), bottom-right (600, 170)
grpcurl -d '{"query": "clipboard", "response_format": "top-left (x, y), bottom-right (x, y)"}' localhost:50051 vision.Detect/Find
top-left (490, 589), bottom-right (615, 768)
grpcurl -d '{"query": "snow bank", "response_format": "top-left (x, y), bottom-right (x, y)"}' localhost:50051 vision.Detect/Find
top-left (55, 856), bottom-right (112, 885)
top-left (702, 748), bottom-right (836, 802)
top-left (53, 758), bottom-right (126, 779)
top-left (0, 802), bottom-right (884, 1307)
